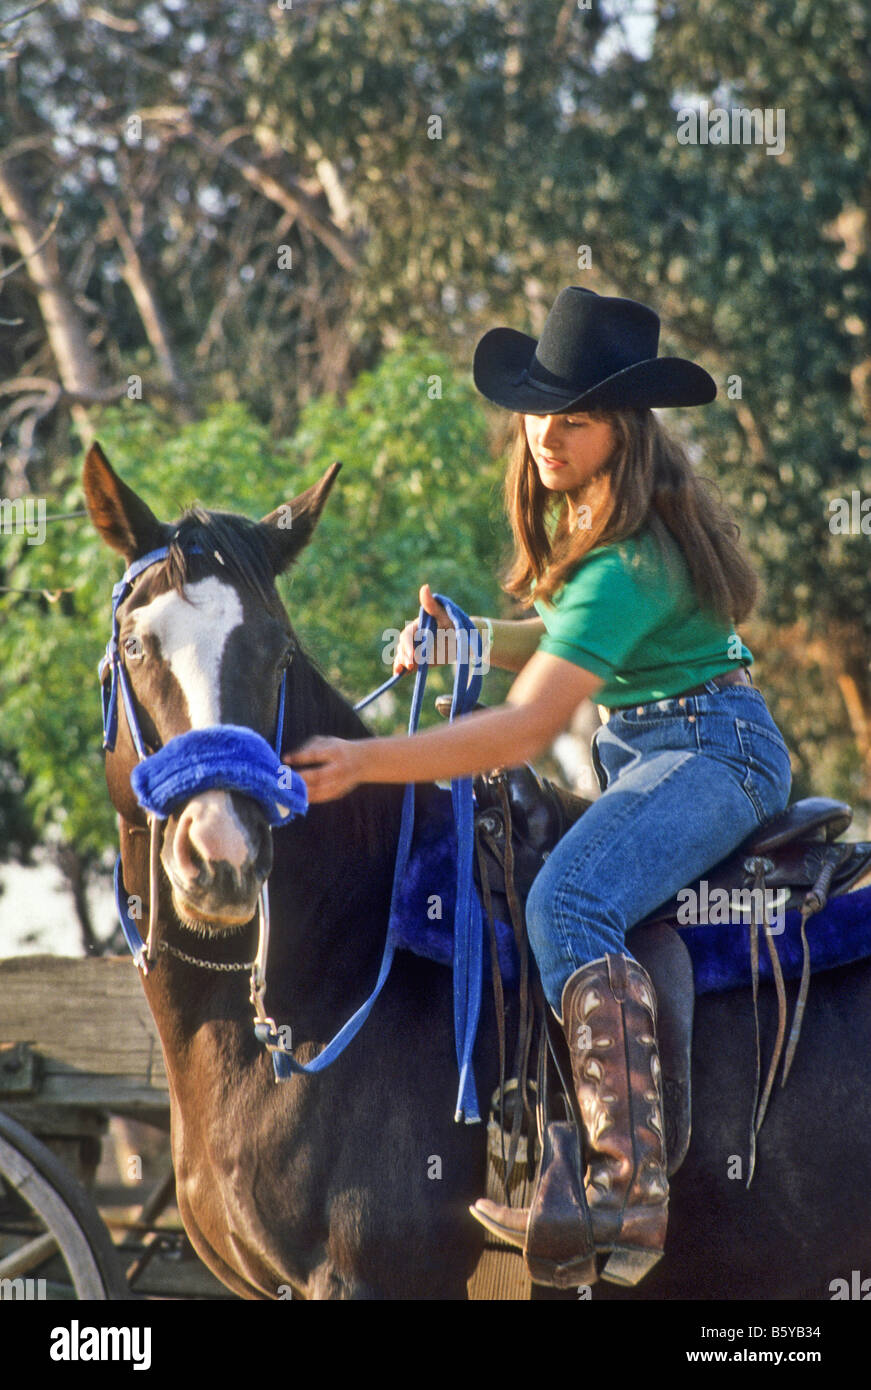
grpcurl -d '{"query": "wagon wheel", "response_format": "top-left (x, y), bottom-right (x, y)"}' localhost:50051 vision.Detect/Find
top-left (0, 1109), bottom-right (131, 1300)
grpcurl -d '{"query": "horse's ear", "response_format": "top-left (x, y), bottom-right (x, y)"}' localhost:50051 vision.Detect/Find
top-left (83, 442), bottom-right (167, 561)
top-left (259, 461), bottom-right (341, 573)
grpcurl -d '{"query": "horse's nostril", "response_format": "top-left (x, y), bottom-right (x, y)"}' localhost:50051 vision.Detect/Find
top-left (172, 809), bottom-right (215, 889)
top-left (168, 797), bottom-right (271, 914)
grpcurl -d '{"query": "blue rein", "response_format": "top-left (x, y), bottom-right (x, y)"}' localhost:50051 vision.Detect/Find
top-left (267, 595), bottom-right (488, 1122)
top-left (106, 546), bottom-right (489, 1124)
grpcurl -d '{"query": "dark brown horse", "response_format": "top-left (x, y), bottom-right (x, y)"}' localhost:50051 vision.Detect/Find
top-left (84, 443), bottom-right (871, 1301)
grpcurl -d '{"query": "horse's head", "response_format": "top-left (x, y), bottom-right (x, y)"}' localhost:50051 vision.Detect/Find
top-left (83, 442), bottom-right (339, 932)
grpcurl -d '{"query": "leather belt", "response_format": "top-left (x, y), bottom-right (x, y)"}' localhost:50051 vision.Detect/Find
top-left (598, 666), bottom-right (752, 723)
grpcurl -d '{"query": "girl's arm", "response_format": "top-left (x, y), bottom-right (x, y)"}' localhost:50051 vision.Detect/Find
top-left (472, 615), bottom-right (546, 673)
top-left (287, 651), bottom-right (603, 803)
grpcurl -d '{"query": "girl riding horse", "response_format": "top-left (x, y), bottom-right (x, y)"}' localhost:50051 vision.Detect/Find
top-left (286, 286), bottom-right (793, 1287)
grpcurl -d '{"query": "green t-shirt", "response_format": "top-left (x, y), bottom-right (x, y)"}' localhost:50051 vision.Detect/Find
top-left (533, 526), bottom-right (753, 708)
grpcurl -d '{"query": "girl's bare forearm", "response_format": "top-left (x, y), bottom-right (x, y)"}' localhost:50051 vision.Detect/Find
top-left (358, 702), bottom-right (550, 785)
top-left (473, 616), bottom-right (545, 672)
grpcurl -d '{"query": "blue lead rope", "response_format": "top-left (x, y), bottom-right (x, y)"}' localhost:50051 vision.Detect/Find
top-left (428, 595), bottom-right (485, 1123)
top-left (270, 596), bottom-right (488, 1122)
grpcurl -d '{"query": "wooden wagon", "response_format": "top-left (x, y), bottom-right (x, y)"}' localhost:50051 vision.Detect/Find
top-left (0, 954), bottom-right (236, 1301)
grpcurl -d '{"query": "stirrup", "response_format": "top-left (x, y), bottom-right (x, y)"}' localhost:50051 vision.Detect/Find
top-left (601, 1246), bottom-right (664, 1286)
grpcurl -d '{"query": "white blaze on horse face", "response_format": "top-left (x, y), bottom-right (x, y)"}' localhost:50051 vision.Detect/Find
top-left (133, 576), bottom-right (255, 878)
top-left (131, 575), bottom-right (244, 728)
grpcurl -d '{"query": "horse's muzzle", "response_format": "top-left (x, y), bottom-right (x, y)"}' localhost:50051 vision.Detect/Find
top-left (162, 789), bottom-right (273, 930)
top-left (127, 724), bottom-right (307, 931)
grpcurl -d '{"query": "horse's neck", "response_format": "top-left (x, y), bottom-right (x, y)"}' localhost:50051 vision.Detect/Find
top-left (269, 661), bottom-right (408, 989)
top-left (266, 780), bottom-right (405, 1007)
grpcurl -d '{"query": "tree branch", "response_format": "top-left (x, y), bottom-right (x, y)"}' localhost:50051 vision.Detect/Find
top-left (98, 191), bottom-right (192, 411)
top-left (0, 0), bottom-right (52, 32)
top-left (0, 199), bottom-right (63, 282)
top-left (139, 110), bottom-right (360, 271)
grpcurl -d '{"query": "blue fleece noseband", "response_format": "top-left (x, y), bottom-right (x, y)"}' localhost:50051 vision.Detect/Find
top-left (131, 725), bottom-right (307, 826)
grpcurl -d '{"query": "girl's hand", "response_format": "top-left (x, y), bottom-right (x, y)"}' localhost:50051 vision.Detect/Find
top-left (393, 583), bottom-right (452, 674)
top-left (284, 736), bottom-right (365, 804)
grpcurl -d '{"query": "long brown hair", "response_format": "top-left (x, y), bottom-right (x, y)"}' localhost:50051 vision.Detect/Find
top-left (502, 408), bottom-right (758, 623)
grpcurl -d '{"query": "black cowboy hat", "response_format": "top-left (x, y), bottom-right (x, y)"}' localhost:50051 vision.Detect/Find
top-left (473, 286), bottom-right (716, 414)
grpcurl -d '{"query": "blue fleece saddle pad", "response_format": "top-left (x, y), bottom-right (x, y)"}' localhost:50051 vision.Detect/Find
top-left (390, 786), bottom-right (871, 994)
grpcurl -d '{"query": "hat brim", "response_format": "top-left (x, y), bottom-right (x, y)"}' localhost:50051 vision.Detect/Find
top-left (473, 326), bottom-right (716, 413)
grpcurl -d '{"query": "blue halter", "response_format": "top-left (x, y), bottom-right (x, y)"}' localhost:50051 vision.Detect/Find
top-left (100, 544), bottom-right (302, 811)
top-left (106, 546), bottom-right (489, 1123)
top-left (103, 544), bottom-right (307, 968)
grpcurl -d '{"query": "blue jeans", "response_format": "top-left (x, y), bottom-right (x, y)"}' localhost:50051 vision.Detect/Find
top-left (525, 682), bottom-right (793, 1012)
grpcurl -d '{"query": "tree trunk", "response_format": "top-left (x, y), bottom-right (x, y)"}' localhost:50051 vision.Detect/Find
top-left (0, 160), bottom-right (103, 494)
top-left (100, 192), bottom-right (194, 417)
top-left (834, 647), bottom-right (871, 812)
top-left (0, 161), bottom-right (102, 455)
top-left (54, 844), bottom-right (101, 957)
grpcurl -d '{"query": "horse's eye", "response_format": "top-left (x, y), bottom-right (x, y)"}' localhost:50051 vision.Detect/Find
top-left (123, 635), bottom-right (144, 661)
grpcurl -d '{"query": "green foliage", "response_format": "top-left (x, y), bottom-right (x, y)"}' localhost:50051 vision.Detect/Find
top-left (0, 343), bottom-right (508, 858)
top-left (284, 335), bottom-right (507, 710)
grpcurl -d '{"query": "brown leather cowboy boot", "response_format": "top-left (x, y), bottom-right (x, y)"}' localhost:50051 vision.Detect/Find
top-left (471, 952), bottom-right (668, 1288)
top-left (562, 953), bottom-right (669, 1285)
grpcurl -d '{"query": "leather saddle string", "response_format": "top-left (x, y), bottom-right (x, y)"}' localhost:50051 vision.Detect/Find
top-left (746, 858), bottom-right (788, 1186)
top-left (474, 783), bottom-right (539, 1197)
top-left (495, 779), bottom-right (537, 1151)
top-left (477, 816), bottom-right (527, 1197)
top-left (780, 902), bottom-right (814, 1091)
top-left (540, 985), bottom-right (580, 1133)
top-left (746, 888), bottom-right (761, 1187)
top-left (781, 841), bottom-right (852, 1085)
top-left (535, 1014), bottom-right (548, 1161)
top-left (474, 824), bottom-right (510, 1202)
top-left (754, 863), bottom-right (788, 1137)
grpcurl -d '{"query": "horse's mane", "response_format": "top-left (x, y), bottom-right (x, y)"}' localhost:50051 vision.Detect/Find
top-left (154, 505), bottom-right (403, 867)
